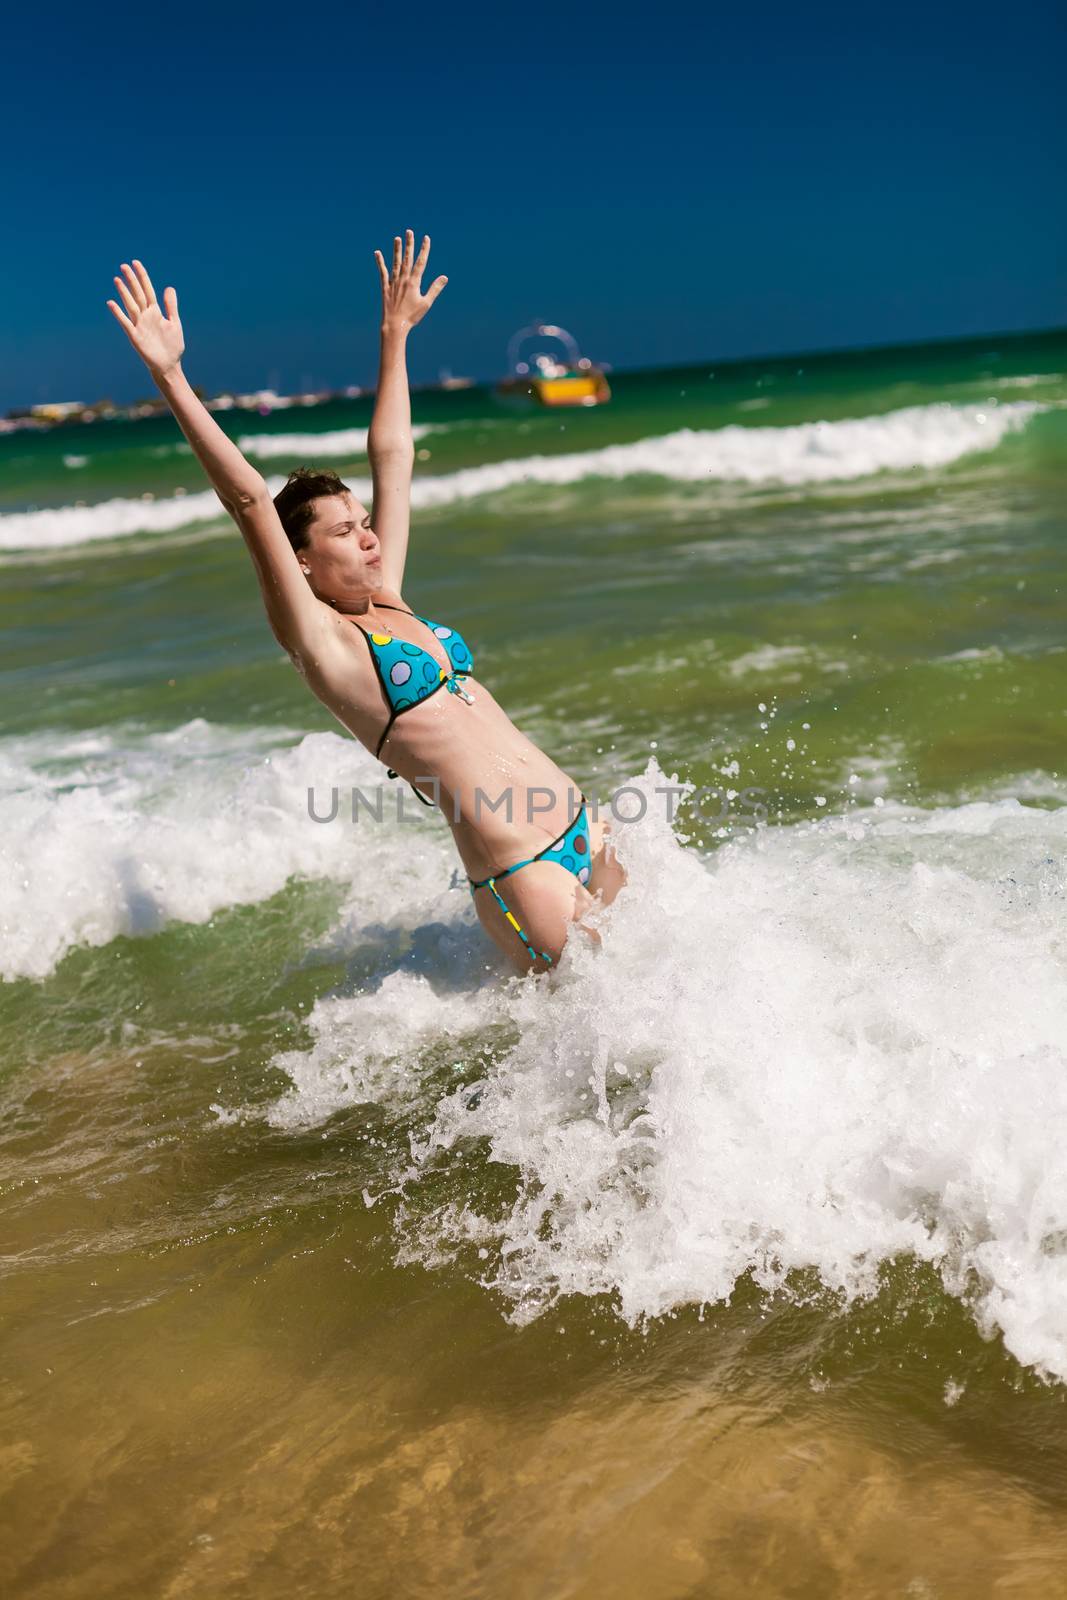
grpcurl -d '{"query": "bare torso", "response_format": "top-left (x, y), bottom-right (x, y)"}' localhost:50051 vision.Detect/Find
top-left (291, 597), bottom-right (598, 882)
top-left (284, 591), bottom-right (627, 972)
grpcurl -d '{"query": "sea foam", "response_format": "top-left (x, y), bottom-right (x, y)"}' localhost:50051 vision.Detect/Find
top-left (236, 423), bottom-right (434, 459)
top-left (0, 721), bottom-right (453, 982)
top-left (257, 762), bottom-right (1067, 1384)
top-left (0, 401), bottom-right (1042, 551)
top-left (11, 718), bottom-right (1067, 1382)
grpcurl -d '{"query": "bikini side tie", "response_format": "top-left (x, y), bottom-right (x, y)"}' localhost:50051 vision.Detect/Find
top-left (478, 876), bottom-right (555, 967)
top-left (443, 671), bottom-right (474, 703)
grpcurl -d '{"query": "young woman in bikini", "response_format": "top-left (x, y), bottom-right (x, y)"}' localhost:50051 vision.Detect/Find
top-left (106, 232), bottom-right (626, 974)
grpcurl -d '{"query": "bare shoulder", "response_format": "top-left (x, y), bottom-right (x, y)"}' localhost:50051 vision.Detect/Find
top-left (281, 591), bottom-right (401, 688)
top-left (279, 598), bottom-right (361, 684)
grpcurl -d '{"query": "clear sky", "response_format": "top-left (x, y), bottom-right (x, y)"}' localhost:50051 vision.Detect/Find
top-left (2, 0), bottom-right (1063, 410)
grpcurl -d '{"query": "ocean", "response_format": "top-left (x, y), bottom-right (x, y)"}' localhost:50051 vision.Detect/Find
top-left (2, 327), bottom-right (1066, 1596)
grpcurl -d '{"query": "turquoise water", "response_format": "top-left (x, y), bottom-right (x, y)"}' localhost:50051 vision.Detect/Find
top-left (2, 328), bottom-right (1067, 1595)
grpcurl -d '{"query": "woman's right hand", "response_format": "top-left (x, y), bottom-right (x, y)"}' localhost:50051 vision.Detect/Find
top-left (375, 230), bottom-right (447, 332)
top-left (106, 260), bottom-right (185, 379)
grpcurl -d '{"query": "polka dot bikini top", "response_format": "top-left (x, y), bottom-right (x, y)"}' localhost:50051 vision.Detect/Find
top-left (348, 602), bottom-right (475, 806)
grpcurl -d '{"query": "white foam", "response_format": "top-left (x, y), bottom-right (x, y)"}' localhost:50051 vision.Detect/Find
top-left (998, 373), bottom-right (1064, 389)
top-left (408, 401), bottom-right (1042, 502)
top-left (18, 716), bottom-right (1067, 1379)
top-left (0, 486), bottom-right (239, 550)
top-left (0, 720), bottom-right (453, 982)
top-left (0, 400), bottom-right (1042, 551)
top-left (254, 762), bottom-right (1067, 1384)
top-left (726, 643), bottom-right (850, 680)
top-left (236, 423), bottom-right (434, 459)
top-left (935, 645), bottom-right (1006, 665)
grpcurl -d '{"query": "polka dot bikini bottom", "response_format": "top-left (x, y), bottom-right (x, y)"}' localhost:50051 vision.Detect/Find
top-left (468, 794), bottom-right (592, 968)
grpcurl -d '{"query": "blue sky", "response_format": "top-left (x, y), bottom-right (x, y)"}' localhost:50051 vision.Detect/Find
top-left (2, 0), bottom-right (1063, 409)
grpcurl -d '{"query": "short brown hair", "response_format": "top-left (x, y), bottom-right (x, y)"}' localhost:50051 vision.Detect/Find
top-left (273, 467), bottom-right (350, 553)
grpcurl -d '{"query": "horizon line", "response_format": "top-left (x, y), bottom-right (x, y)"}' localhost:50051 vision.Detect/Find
top-left (4, 319), bottom-right (1065, 423)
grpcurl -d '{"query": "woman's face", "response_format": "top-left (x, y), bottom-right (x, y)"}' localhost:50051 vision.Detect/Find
top-left (298, 491), bottom-right (383, 603)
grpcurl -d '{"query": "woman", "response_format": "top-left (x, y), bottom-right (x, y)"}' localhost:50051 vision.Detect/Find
top-left (106, 232), bottom-right (626, 974)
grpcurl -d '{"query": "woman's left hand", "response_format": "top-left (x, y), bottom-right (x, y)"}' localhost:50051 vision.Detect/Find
top-left (375, 230), bottom-right (447, 331)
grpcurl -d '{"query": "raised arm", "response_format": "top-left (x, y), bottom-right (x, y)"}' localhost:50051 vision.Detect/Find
top-left (368, 231), bottom-right (448, 594)
top-left (106, 260), bottom-right (327, 655)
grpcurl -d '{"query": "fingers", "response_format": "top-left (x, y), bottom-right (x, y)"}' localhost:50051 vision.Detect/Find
top-left (131, 259), bottom-right (158, 305)
top-left (113, 273), bottom-right (140, 320)
top-left (425, 274), bottom-right (448, 306)
top-left (163, 285), bottom-right (179, 320)
top-left (106, 299), bottom-right (134, 334)
top-left (120, 262), bottom-right (147, 311)
top-left (382, 230), bottom-right (435, 290)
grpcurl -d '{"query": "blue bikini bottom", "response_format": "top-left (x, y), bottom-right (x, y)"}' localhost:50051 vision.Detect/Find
top-left (468, 794), bottom-right (592, 967)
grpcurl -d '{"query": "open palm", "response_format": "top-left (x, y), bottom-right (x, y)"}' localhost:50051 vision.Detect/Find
top-left (106, 260), bottom-right (184, 377)
top-left (375, 230), bottom-right (448, 328)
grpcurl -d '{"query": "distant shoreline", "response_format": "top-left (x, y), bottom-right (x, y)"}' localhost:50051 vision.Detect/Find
top-left (4, 321), bottom-right (1064, 436)
top-left (0, 375), bottom-right (478, 436)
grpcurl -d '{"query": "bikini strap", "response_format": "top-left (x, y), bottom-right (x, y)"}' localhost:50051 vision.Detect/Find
top-left (476, 877), bottom-right (554, 967)
top-left (349, 619), bottom-right (437, 808)
top-left (469, 853), bottom-right (538, 889)
top-left (386, 768), bottom-right (437, 808)
top-left (468, 795), bottom-right (589, 888)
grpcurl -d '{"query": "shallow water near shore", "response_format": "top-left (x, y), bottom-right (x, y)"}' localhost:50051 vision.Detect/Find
top-left (2, 328), bottom-right (1067, 1596)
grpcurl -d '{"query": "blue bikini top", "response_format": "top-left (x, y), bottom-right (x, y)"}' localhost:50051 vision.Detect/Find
top-left (349, 602), bottom-right (475, 805)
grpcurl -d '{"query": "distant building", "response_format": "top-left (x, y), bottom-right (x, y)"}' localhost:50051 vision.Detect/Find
top-left (233, 389), bottom-right (294, 412)
top-left (28, 401), bottom-right (86, 422)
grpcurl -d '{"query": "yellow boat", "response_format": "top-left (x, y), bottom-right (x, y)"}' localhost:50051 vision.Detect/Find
top-left (497, 323), bottom-right (611, 407)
